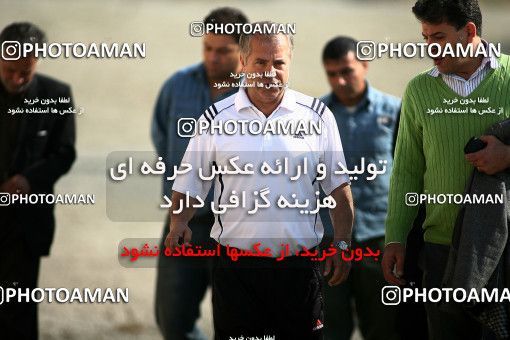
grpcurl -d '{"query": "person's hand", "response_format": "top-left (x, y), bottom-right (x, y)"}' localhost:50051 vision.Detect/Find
top-left (465, 135), bottom-right (510, 175)
top-left (324, 252), bottom-right (351, 286)
top-left (0, 174), bottom-right (31, 194)
top-left (382, 242), bottom-right (406, 286)
top-left (164, 220), bottom-right (192, 252)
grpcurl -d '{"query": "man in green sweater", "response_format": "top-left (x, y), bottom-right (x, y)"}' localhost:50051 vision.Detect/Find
top-left (382, 0), bottom-right (510, 338)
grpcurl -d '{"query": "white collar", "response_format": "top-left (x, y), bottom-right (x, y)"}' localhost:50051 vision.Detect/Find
top-left (234, 87), bottom-right (297, 114)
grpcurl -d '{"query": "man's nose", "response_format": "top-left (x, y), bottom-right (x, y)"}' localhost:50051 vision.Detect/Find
top-left (13, 73), bottom-right (25, 85)
top-left (427, 41), bottom-right (441, 56)
top-left (207, 51), bottom-right (219, 64)
top-left (264, 65), bottom-right (276, 77)
top-left (336, 76), bottom-right (346, 87)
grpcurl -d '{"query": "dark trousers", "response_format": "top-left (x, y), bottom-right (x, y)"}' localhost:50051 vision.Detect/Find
top-left (397, 209), bottom-right (428, 340)
top-left (0, 223), bottom-right (41, 340)
top-left (420, 242), bottom-right (496, 340)
top-left (323, 237), bottom-right (400, 340)
top-left (212, 244), bottom-right (324, 340)
top-left (154, 213), bottom-right (214, 340)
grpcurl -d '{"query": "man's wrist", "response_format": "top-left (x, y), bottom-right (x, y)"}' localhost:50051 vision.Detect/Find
top-left (168, 218), bottom-right (189, 228)
top-left (332, 238), bottom-right (351, 251)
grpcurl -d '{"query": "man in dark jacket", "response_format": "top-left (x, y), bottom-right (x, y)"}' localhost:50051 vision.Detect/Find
top-left (0, 22), bottom-right (76, 340)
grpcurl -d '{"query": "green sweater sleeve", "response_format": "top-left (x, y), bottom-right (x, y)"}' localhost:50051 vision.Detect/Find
top-left (385, 79), bottom-right (426, 245)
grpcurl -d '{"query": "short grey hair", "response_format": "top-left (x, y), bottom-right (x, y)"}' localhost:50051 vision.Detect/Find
top-left (239, 21), bottom-right (294, 61)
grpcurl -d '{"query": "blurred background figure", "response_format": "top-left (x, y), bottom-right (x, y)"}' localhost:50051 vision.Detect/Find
top-left (0, 22), bottom-right (76, 340)
top-left (151, 7), bottom-right (248, 340)
top-left (319, 36), bottom-right (401, 340)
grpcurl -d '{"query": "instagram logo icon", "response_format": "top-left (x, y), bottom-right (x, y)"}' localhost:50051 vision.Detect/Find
top-left (177, 118), bottom-right (197, 137)
top-left (356, 41), bottom-right (376, 61)
top-left (381, 286), bottom-right (401, 305)
top-left (190, 22), bottom-right (205, 37)
top-left (1, 41), bottom-right (21, 60)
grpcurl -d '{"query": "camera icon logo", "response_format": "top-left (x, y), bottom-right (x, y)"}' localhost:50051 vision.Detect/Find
top-left (356, 41), bottom-right (376, 61)
top-left (177, 118), bottom-right (197, 137)
top-left (190, 22), bottom-right (205, 37)
top-left (382, 286), bottom-right (401, 305)
top-left (1, 41), bottom-right (21, 60)
top-left (405, 193), bottom-right (419, 207)
top-left (0, 193), bottom-right (11, 206)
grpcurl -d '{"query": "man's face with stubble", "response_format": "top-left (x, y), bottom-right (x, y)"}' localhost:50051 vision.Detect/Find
top-left (0, 55), bottom-right (37, 94)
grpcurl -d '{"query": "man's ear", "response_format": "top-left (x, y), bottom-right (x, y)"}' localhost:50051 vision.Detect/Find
top-left (240, 53), bottom-right (246, 69)
top-left (465, 22), bottom-right (477, 43)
